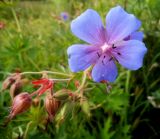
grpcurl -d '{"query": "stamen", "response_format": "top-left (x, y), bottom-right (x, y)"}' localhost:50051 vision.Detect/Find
top-left (115, 58), bottom-right (119, 63)
top-left (97, 52), bottom-right (100, 57)
top-left (109, 57), bottom-right (113, 61)
top-left (112, 44), bottom-right (116, 49)
top-left (117, 52), bottom-right (121, 55)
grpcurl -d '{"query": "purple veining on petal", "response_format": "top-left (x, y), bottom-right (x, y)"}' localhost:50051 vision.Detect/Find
top-left (67, 44), bottom-right (101, 72)
top-left (92, 53), bottom-right (117, 82)
top-left (124, 31), bottom-right (144, 41)
top-left (106, 6), bottom-right (141, 44)
top-left (111, 40), bottom-right (147, 70)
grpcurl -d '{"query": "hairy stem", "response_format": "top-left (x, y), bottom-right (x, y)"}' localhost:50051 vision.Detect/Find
top-left (20, 71), bottom-right (72, 77)
top-left (125, 70), bottom-right (130, 93)
top-left (75, 69), bottom-right (88, 94)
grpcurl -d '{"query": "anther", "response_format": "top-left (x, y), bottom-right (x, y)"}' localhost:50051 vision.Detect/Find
top-left (112, 44), bottom-right (116, 49)
top-left (115, 59), bottom-right (119, 63)
top-left (97, 52), bottom-right (100, 57)
top-left (109, 57), bottom-right (113, 61)
top-left (117, 52), bottom-right (121, 55)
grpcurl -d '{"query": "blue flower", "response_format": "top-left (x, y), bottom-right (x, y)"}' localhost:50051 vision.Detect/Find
top-left (67, 6), bottom-right (147, 82)
top-left (60, 12), bottom-right (69, 21)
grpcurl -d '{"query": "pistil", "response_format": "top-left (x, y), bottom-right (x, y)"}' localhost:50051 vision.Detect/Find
top-left (101, 43), bottom-right (110, 52)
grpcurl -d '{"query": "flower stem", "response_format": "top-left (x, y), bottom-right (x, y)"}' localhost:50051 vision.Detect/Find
top-left (30, 91), bottom-right (38, 97)
top-left (125, 70), bottom-right (130, 93)
top-left (20, 71), bottom-right (72, 77)
top-left (50, 78), bottom-right (71, 82)
top-left (75, 70), bottom-right (88, 94)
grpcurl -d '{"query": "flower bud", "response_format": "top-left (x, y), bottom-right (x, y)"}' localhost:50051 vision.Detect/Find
top-left (81, 100), bottom-right (91, 117)
top-left (10, 81), bottom-right (22, 99)
top-left (1, 75), bottom-right (17, 91)
top-left (9, 92), bottom-right (32, 119)
top-left (2, 77), bottom-right (12, 91)
top-left (1, 73), bottom-right (22, 92)
top-left (45, 94), bottom-right (60, 120)
top-left (53, 89), bottom-right (71, 100)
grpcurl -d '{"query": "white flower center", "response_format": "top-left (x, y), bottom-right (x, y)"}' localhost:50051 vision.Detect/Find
top-left (101, 43), bottom-right (110, 52)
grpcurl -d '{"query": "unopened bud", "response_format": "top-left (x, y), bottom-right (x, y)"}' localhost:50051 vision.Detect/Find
top-left (10, 81), bottom-right (22, 99)
top-left (2, 78), bottom-right (11, 91)
top-left (1, 73), bottom-right (22, 91)
top-left (81, 100), bottom-right (91, 117)
top-left (9, 92), bottom-right (32, 119)
top-left (45, 94), bottom-right (60, 121)
top-left (53, 89), bottom-right (71, 100)
top-left (1, 75), bottom-right (16, 91)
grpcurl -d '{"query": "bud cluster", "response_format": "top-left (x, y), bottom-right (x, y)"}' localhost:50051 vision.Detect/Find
top-left (2, 73), bottom-right (29, 99)
top-left (1, 74), bottom-right (79, 124)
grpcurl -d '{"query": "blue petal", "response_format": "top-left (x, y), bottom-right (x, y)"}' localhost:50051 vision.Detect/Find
top-left (106, 6), bottom-right (141, 44)
top-left (67, 44), bottom-right (100, 72)
top-left (130, 31), bottom-right (144, 41)
top-left (112, 40), bottom-right (147, 70)
top-left (92, 54), bottom-right (118, 82)
top-left (71, 9), bottom-right (105, 45)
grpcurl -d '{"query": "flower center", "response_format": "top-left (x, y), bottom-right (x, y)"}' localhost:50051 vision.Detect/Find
top-left (101, 43), bottom-right (111, 53)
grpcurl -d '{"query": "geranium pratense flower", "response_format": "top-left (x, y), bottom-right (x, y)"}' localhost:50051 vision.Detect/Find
top-left (67, 6), bottom-right (147, 82)
top-left (60, 12), bottom-right (69, 21)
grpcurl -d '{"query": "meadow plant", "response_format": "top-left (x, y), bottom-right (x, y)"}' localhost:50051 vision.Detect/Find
top-left (1, 1), bottom-right (159, 138)
top-left (1, 5), bottom-right (147, 127)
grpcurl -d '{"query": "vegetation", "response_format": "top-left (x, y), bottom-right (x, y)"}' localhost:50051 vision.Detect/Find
top-left (0, 0), bottom-right (160, 139)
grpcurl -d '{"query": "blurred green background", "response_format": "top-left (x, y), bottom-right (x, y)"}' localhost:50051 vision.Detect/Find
top-left (0, 0), bottom-right (160, 139)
